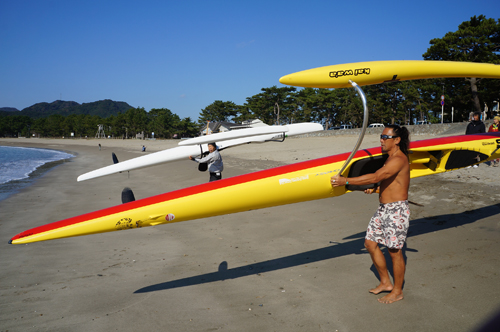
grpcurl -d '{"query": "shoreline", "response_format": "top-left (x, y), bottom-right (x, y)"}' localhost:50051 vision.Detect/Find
top-left (0, 145), bottom-right (76, 202)
top-left (0, 135), bottom-right (499, 331)
top-left (0, 157), bottom-right (72, 202)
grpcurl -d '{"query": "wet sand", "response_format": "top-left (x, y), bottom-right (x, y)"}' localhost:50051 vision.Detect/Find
top-left (0, 135), bottom-right (499, 332)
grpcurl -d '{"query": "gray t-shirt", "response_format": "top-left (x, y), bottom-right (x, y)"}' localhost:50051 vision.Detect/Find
top-left (194, 150), bottom-right (223, 173)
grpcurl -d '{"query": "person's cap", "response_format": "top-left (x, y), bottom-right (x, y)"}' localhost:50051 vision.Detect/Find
top-left (494, 116), bottom-right (500, 121)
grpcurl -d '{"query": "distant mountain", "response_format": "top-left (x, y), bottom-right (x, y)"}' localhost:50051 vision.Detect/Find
top-left (1, 100), bottom-right (134, 119)
top-left (72, 100), bottom-right (134, 118)
top-left (19, 101), bottom-right (80, 118)
top-left (0, 107), bottom-right (21, 117)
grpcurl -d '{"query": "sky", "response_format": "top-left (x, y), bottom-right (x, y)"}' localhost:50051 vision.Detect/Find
top-left (1, 0), bottom-right (499, 121)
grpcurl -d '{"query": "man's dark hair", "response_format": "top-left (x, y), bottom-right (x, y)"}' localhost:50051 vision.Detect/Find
top-left (473, 111), bottom-right (481, 117)
top-left (386, 125), bottom-right (410, 156)
top-left (208, 142), bottom-right (217, 148)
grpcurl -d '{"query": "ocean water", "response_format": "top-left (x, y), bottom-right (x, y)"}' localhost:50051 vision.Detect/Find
top-left (0, 146), bottom-right (74, 201)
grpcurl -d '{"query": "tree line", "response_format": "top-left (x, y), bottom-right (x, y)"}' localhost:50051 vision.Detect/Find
top-left (0, 108), bottom-right (199, 139)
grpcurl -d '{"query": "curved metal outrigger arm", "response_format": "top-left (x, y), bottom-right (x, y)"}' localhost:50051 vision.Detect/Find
top-left (337, 80), bottom-right (369, 176)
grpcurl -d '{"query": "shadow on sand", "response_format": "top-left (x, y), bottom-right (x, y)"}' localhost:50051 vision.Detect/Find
top-left (134, 203), bottom-right (500, 294)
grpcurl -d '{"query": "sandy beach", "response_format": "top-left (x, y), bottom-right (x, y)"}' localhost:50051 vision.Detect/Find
top-left (1, 134), bottom-right (499, 332)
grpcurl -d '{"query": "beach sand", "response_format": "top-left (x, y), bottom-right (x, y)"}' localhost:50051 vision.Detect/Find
top-left (0, 134), bottom-right (499, 332)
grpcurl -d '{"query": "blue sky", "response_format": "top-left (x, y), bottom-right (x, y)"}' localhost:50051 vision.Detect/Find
top-left (1, 0), bottom-right (498, 121)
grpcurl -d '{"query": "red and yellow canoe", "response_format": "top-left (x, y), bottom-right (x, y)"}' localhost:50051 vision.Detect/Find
top-left (10, 132), bottom-right (500, 244)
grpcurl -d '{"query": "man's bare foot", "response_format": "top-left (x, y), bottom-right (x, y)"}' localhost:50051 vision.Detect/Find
top-left (377, 291), bottom-right (404, 304)
top-left (369, 283), bottom-right (393, 295)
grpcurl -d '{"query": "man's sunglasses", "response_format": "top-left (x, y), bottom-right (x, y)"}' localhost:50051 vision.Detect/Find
top-left (380, 135), bottom-right (399, 140)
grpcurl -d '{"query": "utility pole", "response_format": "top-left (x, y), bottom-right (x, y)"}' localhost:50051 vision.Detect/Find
top-left (441, 94), bottom-right (445, 124)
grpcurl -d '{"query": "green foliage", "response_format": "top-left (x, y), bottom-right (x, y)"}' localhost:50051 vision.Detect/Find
top-left (294, 88), bottom-right (317, 122)
top-left (178, 117), bottom-right (200, 138)
top-left (423, 15), bottom-right (499, 62)
top-left (244, 93), bottom-right (274, 125)
top-left (333, 88), bottom-right (363, 126)
top-left (0, 107), bottom-right (197, 139)
top-left (16, 100), bottom-right (132, 119)
top-left (243, 86), bottom-right (297, 125)
top-left (198, 101), bottom-right (239, 125)
top-left (31, 118), bottom-right (47, 137)
top-left (147, 108), bottom-right (181, 138)
top-left (77, 100), bottom-right (133, 118)
top-left (124, 107), bottom-right (148, 137)
top-left (20, 101), bottom-right (80, 118)
top-left (0, 115), bottom-right (33, 137)
top-left (232, 105), bottom-right (253, 123)
top-left (423, 15), bottom-right (500, 114)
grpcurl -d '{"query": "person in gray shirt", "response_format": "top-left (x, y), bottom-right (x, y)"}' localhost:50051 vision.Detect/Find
top-left (189, 142), bottom-right (224, 182)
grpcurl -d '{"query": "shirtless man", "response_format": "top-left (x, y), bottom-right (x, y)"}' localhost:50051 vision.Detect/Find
top-left (331, 125), bottom-right (410, 304)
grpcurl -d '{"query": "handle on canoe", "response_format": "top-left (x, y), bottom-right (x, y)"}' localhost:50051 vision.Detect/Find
top-left (337, 80), bottom-right (369, 176)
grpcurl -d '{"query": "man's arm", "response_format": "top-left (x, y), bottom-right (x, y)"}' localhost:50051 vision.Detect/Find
top-left (331, 155), bottom-right (405, 187)
top-left (190, 151), bottom-right (216, 163)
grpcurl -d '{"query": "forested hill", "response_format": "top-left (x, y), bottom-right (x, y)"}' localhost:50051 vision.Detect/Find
top-left (1, 100), bottom-right (134, 119)
top-left (0, 107), bottom-right (20, 112)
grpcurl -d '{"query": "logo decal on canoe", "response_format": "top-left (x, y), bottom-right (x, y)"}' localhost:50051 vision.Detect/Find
top-left (329, 67), bottom-right (370, 79)
top-left (115, 218), bottom-right (142, 230)
top-left (165, 214), bottom-right (175, 221)
top-left (279, 174), bottom-right (309, 185)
